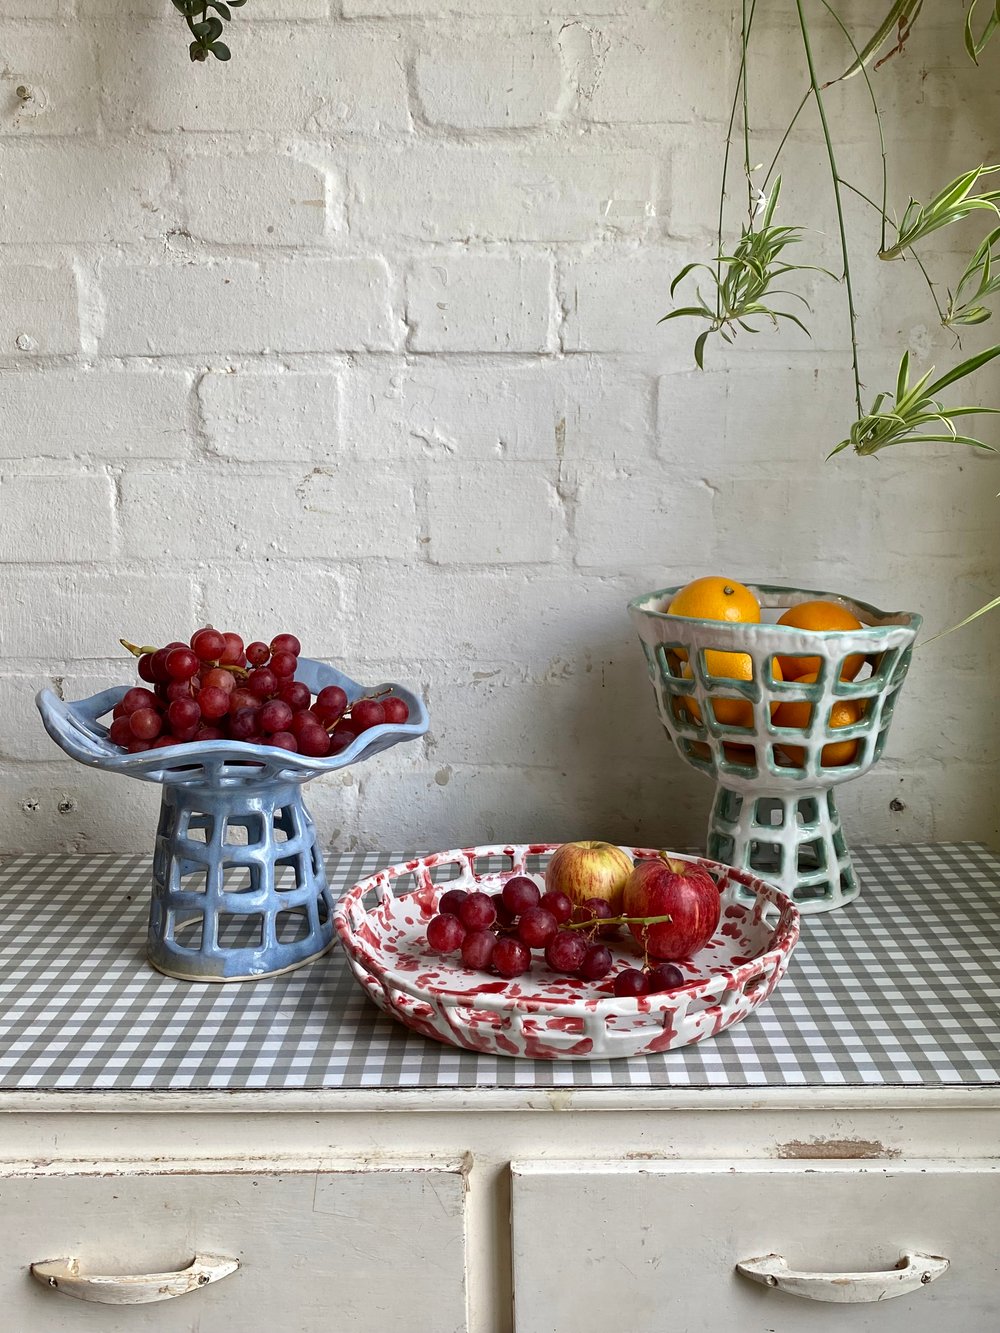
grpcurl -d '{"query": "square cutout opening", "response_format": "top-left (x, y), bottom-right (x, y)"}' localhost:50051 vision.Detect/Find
top-left (217, 912), bottom-right (264, 949)
top-left (172, 912), bottom-right (205, 950)
top-left (755, 797), bottom-right (785, 828)
top-left (275, 855), bottom-right (307, 892)
top-left (748, 840), bottom-right (782, 875)
top-left (276, 907), bottom-right (312, 944)
top-left (224, 815), bottom-right (265, 846)
top-left (184, 814), bottom-right (213, 844)
top-left (429, 862), bottom-right (462, 885)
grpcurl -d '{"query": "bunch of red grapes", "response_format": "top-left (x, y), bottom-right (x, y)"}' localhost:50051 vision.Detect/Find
top-left (107, 628), bottom-right (409, 757)
top-left (425, 877), bottom-right (686, 996)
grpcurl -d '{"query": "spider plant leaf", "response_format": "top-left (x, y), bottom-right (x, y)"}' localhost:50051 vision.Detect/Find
top-left (966, 0), bottom-right (1000, 62)
top-left (882, 433), bottom-right (998, 449)
top-left (770, 310), bottom-right (812, 338)
top-left (928, 405), bottom-right (1000, 417)
top-left (669, 262), bottom-right (713, 299)
top-left (829, 0), bottom-right (923, 83)
top-left (922, 596), bottom-right (1000, 644)
top-left (658, 306), bottom-right (714, 323)
top-left (895, 349), bottom-right (910, 403)
top-left (694, 330), bottom-right (710, 370)
top-left (948, 307), bottom-right (993, 326)
top-left (924, 344), bottom-right (1000, 397)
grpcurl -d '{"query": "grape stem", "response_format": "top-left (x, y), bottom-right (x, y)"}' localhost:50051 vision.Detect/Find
top-left (323, 687), bottom-right (395, 734)
top-left (565, 912), bottom-right (672, 931)
top-left (120, 638), bottom-right (158, 657)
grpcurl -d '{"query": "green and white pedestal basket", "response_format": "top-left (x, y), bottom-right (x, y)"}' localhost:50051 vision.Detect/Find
top-left (629, 584), bottom-right (921, 914)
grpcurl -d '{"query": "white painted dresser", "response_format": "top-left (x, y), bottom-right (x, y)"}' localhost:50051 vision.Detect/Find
top-left (1, 844), bottom-right (998, 1333)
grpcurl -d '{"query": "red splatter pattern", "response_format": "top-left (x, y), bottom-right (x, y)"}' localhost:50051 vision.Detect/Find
top-left (334, 843), bottom-right (799, 1061)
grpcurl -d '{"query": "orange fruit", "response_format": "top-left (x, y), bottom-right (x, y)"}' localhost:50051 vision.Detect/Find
top-left (776, 599), bottom-right (865, 681)
top-left (772, 671), bottom-right (864, 767)
top-left (680, 652), bottom-right (782, 728)
top-left (668, 576), bottom-right (761, 626)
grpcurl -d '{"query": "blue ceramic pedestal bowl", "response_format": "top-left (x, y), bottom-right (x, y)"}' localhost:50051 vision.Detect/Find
top-left (37, 659), bottom-right (428, 983)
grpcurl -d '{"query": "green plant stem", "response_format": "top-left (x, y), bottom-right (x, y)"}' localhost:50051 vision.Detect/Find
top-left (564, 913), bottom-right (673, 932)
top-left (794, 0), bottom-right (864, 421)
top-left (742, 0), bottom-right (753, 223)
top-left (816, 0), bottom-right (889, 254)
top-left (839, 178), bottom-right (949, 326)
top-left (763, 89), bottom-right (810, 190)
top-left (717, 0), bottom-right (758, 319)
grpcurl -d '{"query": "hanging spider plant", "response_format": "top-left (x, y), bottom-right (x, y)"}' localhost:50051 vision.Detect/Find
top-left (662, 0), bottom-right (1000, 634)
top-left (829, 348), bottom-right (1000, 458)
top-left (660, 179), bottom-right (829, 369)
top-left (945, 228), bottom-right (1000, 328)
top-left (663, 0), bottom-right (1000, 451)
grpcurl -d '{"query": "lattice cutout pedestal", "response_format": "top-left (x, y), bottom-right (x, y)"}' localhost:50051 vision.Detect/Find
top-left (708, 787), bottom-right (858, 910)
top-left (630, 583), bottom-right (921, 913)
top-left (36, 657), bottom-right (428, 981)
top-left (149, 779), bottom-right (332, 982)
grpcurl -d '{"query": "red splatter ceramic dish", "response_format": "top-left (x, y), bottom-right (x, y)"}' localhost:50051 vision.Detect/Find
top-left (334, 845), bottom-right (800, 1060)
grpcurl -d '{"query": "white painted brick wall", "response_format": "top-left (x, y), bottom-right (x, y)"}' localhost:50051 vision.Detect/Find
top-left (1, 3), bottom-right (997, 856)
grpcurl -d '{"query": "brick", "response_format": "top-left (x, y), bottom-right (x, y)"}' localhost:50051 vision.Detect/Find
top-left (0, 571), bottom-right (195, 659)
top-left (0, 473), bottom-right (115, 562)
top-left (572, 465), bottom-right (714, 572)
top-left (655, 360), bottom-right (864, 468)
top-left (414, 32), bottom-right (562, 129)
top-left (426, 464), bottom-right (565, 564)
top-left (424, 655), bottom-right (667, 769)
top-left (101, 27), bottom-right (408, 135)
top-left (345, 2), bottom-right (629, 13)
top-left (82, 0), bottom-right (324, 14)
top-left (179, 153), bottom-right (339, 246)
top-left (0, 368), bottom-right (192, 461)
top-left (342, 358), bottom-right (654, 461)
top-left (580, 11), bottom-right (733, 125)
top-left (0, 144), bottom-right (168, 243)
top-left (198, 369), bottom-right (341, 462)
top-left (407, 255), bottom-right (553, 353)
top-left (352, 143), bottom-right (660, 243)
top-left (0, 765), bottom-right (161, 854)
top-left (0, 25), bottom-right (99, 135)
top-left (354, 756), bottom-right (710, 853)
top-left (0, 0), bottom-right (65, 17)
top-left (0, 674), bottom-right (65, 760)
top-left (101, 258), bottom-right (399, 356)
top-left (561, 251), bottom-right (700, 356)
top-left (120, 466), bottom-right (417, 562)
top-left (0, 264), bottom-right (79, 355)
top-left (346, 565), bottom-right (634, 666)
top-left (200, 565), bottom-right (348, 660)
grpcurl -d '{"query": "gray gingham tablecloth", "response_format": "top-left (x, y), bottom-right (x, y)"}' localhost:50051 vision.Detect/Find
top-left (0, 844), bottom-right (998, 1091)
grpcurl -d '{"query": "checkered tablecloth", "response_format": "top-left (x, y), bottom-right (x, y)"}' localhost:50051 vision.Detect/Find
top-left (0, 845), bottom-right (998, 1091)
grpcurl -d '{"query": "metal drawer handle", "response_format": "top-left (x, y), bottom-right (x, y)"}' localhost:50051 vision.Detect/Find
top-left (30, 1253), bottom-right (239, 1305)
top-left (736, 1250), bottom-right (949, 1303)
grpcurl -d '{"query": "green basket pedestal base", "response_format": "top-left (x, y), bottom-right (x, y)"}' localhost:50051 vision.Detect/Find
top-left (628, 583), bottom-right (922, 915)
top-left (707, 785), bottom-right (860, 912)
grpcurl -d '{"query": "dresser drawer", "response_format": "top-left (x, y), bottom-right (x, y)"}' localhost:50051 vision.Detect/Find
top-left (511, 1159), bottom-right (1000, 1333)
top-left (0, 1157), bottom-right (468, 1333)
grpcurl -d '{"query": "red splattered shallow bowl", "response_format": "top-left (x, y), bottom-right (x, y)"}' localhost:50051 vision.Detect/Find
top-left (333, 844), bottom-right (800, 1061)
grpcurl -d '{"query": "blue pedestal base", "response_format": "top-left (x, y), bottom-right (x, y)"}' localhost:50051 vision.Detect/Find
top-left (148, 778), bottom-right (334, 982)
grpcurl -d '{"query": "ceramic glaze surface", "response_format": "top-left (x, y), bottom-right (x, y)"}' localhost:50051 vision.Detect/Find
top-left (37, 660), bottom-right (429, 981)
top-left (629, 584), bottom-right (921, 912)
top-left (334, 844), bottom-right (800, 1060)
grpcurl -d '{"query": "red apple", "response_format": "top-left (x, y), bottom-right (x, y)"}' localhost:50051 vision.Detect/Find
top-left (622, 855), bottom-right (721, 962)
top-left (544, 840), bottom-right (633, 915)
